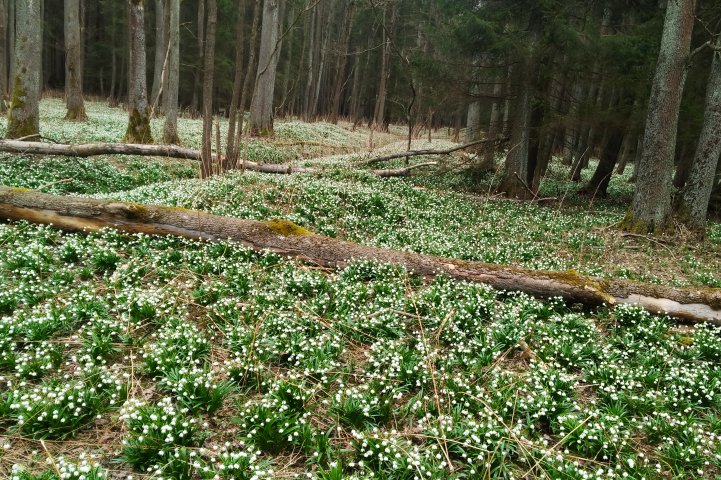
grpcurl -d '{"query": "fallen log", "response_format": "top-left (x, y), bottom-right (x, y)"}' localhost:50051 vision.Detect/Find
top-left (0, 139), bottom-right (436, 178)
top-left (354, 137), bottom-right (509, 166)
top-left (1, 186), bottom-right (719, 325)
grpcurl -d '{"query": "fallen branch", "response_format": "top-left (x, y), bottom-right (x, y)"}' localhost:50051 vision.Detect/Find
top-left (1, 186), bottom-right (719, 325)
top-left (0, 140), bottom-right (435, 178)
top-left (354, 137), bottom-right (509, 166)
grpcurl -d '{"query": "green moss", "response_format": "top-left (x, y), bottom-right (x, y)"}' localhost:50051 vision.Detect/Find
top-left (5, 76), bottom-right (39, 139)
top-left (264, 219), bottom-right (311, 236)
top-left (620, 210), bottom-right (674, 236)
top-left (123, 108), bottom-right (153, 144)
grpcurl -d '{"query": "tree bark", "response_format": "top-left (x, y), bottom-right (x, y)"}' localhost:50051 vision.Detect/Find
top-left (0, 0), bottom-right (7, 106)
top-left (162, 0), bottom-right (180, 144)
top-left (191, 0), bottom-right (204, 113)
top-left (373, 4), bottom-right (396, 130)
top-left (675, 40), bottom-right (721, 232)
top-left (329, 0), bottom-right (355, 124)
top-left (200, 0), bottom-right (217, 178)
top-left (580, 128), bottom-right (624, 198)
top-left (1, 186), bottom-right (719, 324)
top-left (225, 0), bottom-right (247, 166)
top-left (6, 0), bottom-right (42, 139)
top-left (465, 102), bottom-right (481, 143)
top-left (64, 0), bottom-right (87, 121)
top-left (150, 0), bottom-right (165, 108)
top-left (623, 0), bottom-right (696, 234)
top-left (236, 0), bottom-right (261, 144)
top-left (124, 0), bottom-right (153, 144)
top-left (249, 0), bottom-right (282, 136)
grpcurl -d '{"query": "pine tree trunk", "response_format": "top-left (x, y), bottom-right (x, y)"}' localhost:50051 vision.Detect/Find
top-left (123, 0), bottom-right (153, 144)
top-left (150, 0), bottom-right (165, 108)
top-left (6, 0), bottom-right (41, 139)
top-left (200, 0), bottom-right (217, 178)
top-left (64, 0), bottom-right (87, 121)
top-left (162, 0), bottom-right (180, 144)
top-left (676, 40), bottom-right (721, 232)
top-left (249, 0), bottom-right (282, 136)
top-left (302, 4), bottom-right (317, 120)
top-left (623, 0), bottom-right (696, 234)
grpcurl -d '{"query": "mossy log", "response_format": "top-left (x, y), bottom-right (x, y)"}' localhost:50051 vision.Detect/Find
top-left (1, 186), bottom-right (720, 325)
top-left (0, 140), bottom-right (436, 178)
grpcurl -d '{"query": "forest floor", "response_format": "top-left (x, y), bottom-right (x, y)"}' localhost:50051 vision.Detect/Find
top-left (0, 99), bottom-right (720, 479)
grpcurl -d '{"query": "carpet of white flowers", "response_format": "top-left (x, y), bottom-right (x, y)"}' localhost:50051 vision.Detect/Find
top-left (1, 100), bottom-right (721, 479)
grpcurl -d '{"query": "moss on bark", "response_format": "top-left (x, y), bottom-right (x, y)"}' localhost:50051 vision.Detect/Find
top-left (123, 108), bottom-right (153, 144)
top-left (5, 76), bottom-right (39, 139)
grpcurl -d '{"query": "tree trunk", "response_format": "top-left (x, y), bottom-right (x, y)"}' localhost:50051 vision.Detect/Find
top-left (249, 0), bottom-right (282, 136)
top-left (150, 0), bottom-right (165, 108)
top-left (0, 0), bottom-right (7, 107)
top-left (191, 0), bottom-right (204, 113)
top-left (124, 0), bottom-right (153, 144)
top-left (483, 76), bottom-right (505, 166)
top-left (302, 3), bottom-right (317, 120)
top-left (6, 0), bottom-right (42, 139)
top-left (580, 128), bottom-right (624, 197)
top-left (623, 0), bottom-right (696, 234)
top-left (329, 1), bottom-right (355, 124)
top-left (225, 0), bottom-right (247, 166)
top-left (1, 186), bottom-right (720, 325)
top-left (7, 0), bottom-right (14, 93)
top-left (236, 0), bottom-right (261, 142)
top-left (64, 0), bottom-right (87, 121)
top-left (200, 0), bottom-right (217, 178)
top-left (465, 101), bottom-right (481, 142)
top-left (675, 40), bottom-right (721, 232)
top-left (162, 0), bottom-right (180, 144)
top-left (373, 5), bottom-right (395, 130)
top-left (499, 8), bottom-right (543, 198)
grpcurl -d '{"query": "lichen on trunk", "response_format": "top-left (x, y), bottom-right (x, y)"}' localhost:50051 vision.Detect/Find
top-left (124, 107), bottom-right (154, 144)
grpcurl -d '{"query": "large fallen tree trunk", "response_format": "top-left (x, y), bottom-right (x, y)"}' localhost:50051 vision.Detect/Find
top-left (0, 140), bottom-right (436, 178)
top-left (1, 186), bottom-right (720, 324)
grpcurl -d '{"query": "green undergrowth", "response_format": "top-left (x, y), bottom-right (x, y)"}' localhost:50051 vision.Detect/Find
top-left (0, 224), bottom-right (720, 478)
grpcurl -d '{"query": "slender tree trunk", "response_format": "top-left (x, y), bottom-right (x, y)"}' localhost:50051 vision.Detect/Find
top-left (225, 0), bottom-right (247, 165)
top-left (64, 0), bottom-right (87, 121)
top-left (302, 4), bottom-right (316, 120)
top-left (373, 6), bottom-right (395, 130)
top-left (200, 0), bottom-right (217, 178)
top-left (0, 0), bottom-right (7, 109)
top-left (124, 0), bottom-right (153, 144)
top-left (329, 1), bottom-right (355, 124)
top-left (237, 1), bottom-right (263, 133)
top-left (623, 0), bottom-right (696, 234)
top-left (483, 76), bottom-right (505, 166)
top-left (675, 40), bottom-right (721, 231)
top-left (615, 134), bottom-right (635, 174)
top-left (465, 102), bottom-right (481, 142)
top-left (249, 0), bottom-right (282, 136)
top-left (6, 0), bottom-right (41, 139)
top-left (7, 0), bottom-right (14, 91)
top-left (150, 0), bottom-right (165, 108)
top-left (191, 0), bottom-right (204, 113)
top-left (499, 8), bottom-right (543, 198)
top-left (162, 0), bottom-right (180, 144)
